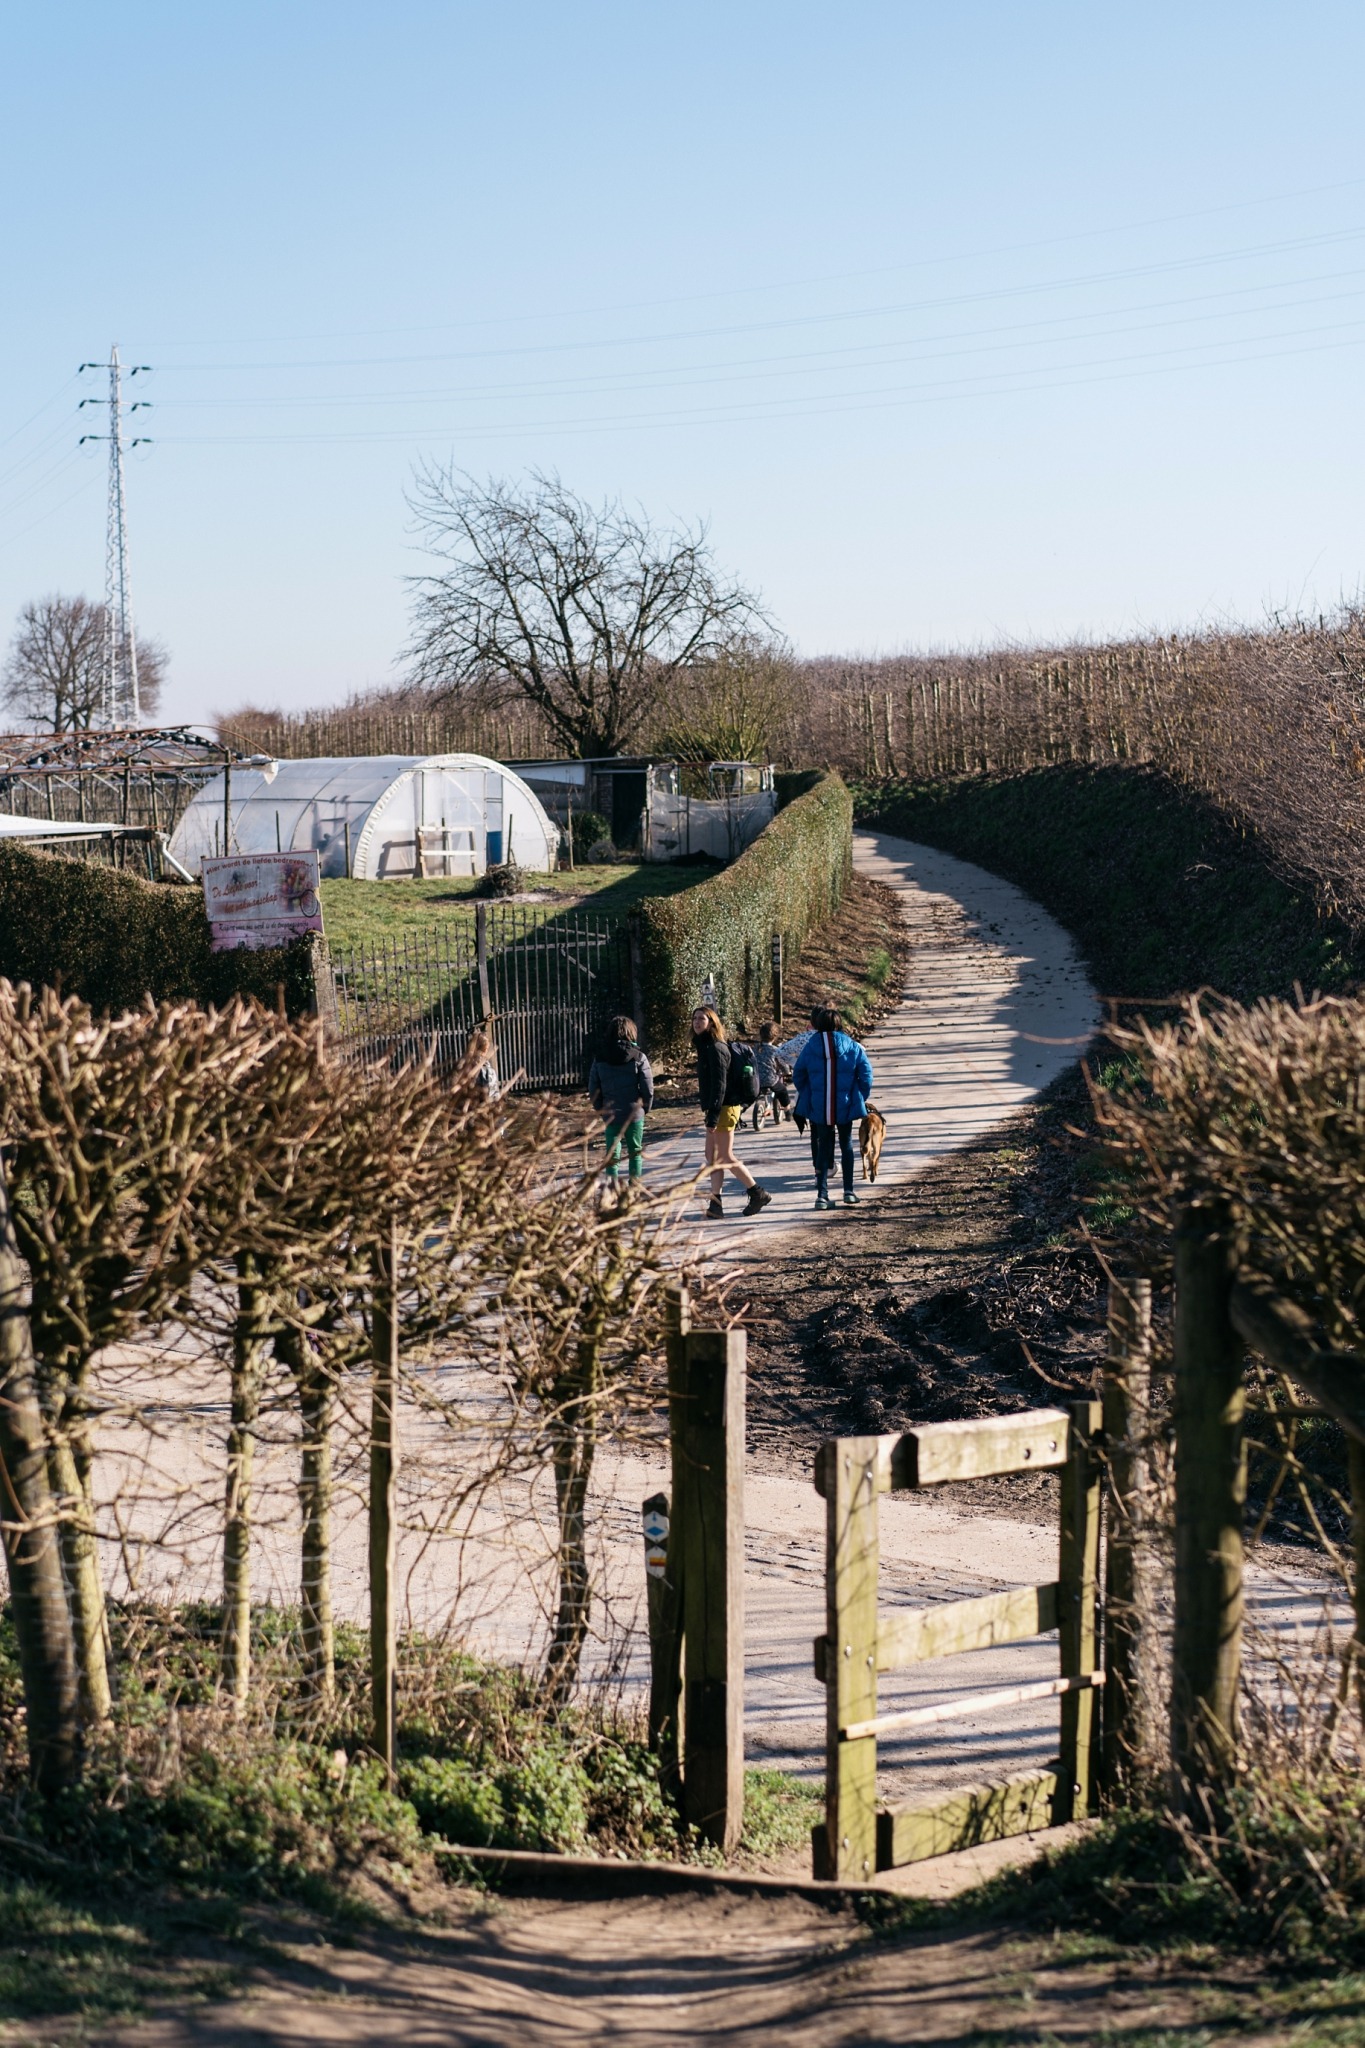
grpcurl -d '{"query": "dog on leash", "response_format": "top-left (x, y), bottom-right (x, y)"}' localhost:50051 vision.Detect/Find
top-left (859, 1104), bottom-right (886, 1182)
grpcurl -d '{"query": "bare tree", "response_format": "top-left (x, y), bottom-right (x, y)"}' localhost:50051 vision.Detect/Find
top-left (405, 469), bottom-right (768, 758)
top-left (3, 594), bottom-right (165, 730)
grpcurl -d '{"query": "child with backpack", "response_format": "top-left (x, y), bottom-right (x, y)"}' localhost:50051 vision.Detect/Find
top-left (752, 1020), bottom-right (795, 1130)
top-left (690, 1006), bottom-right (773, 1220)
top-left (587, 1015), bottom-right (654, 1198)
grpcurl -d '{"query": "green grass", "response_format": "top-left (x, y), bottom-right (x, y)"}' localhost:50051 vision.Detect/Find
top-left (858, 763), bottom-right (1362, 1004)
top-left (0, 1877), bottom-right (242, 2027)
top-left (319, 861), bottom-right (713, 948)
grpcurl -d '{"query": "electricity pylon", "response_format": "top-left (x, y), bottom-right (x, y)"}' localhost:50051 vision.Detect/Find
top-left (78, 346), bottom-right (151, 727)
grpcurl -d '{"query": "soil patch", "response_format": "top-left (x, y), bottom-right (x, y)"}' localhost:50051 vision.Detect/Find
top-left (24, 1880), bottom-right (1307, 2046)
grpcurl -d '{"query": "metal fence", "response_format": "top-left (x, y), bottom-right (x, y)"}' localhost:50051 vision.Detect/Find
top-left (317, 903), bottom-right (635, 1090)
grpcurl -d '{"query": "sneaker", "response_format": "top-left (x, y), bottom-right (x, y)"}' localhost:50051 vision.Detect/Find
top-left (743, 1185), bottom-right (773, 1216)
top-left (814, 1193), bottom-right (833, 1211)
top-left (843, 1190), bottom-right (861, 1205)
top-left (706, 1197), bottom-right (724, 1220)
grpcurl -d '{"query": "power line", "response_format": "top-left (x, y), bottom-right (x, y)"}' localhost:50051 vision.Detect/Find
top-left (78, 347), bottom-right (152, 727)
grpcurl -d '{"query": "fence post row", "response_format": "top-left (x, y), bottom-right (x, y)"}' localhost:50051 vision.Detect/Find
top-left (651, 1286), bottom-right (745, 1852)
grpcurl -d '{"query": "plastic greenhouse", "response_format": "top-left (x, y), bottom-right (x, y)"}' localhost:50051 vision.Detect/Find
top-left (169, 754), bottom-right (560, 880)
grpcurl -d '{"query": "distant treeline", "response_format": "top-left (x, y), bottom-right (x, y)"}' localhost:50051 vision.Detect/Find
top-left (222, 609), bottom-right (1365, 927)
top-left (792, 613), bottom-right (1365, 930)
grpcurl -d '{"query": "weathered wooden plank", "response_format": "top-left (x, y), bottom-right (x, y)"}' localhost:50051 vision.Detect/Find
top-left (822, 1438), bottom-right (880, 1882)
top-left (877, 1767), bottom-right (1062, 1871)
top-left (892, 1408), bottom-right (1071, 1489)
top-left (814, 1409), bottom-right (1071, 1502)
top-left (876, 1581), bottom-right (1059, 1672)
top-left (1057, 1398), bottom-right (1101, 1823)
top-left (369, 1223), bottom-right (399, 1782)
top-left (843, 1670), bottom-right (1103, 1743)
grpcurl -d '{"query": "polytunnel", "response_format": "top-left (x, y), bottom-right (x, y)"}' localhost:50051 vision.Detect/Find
top-left (169, 753), bottom-right (560, 880)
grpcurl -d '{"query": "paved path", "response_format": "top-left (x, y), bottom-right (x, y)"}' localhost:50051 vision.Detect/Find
top-left (650, 829), bottom-right (1099, 1253)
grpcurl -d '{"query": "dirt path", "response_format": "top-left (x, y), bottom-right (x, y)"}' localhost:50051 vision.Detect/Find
top-left (68, 1880), bottom-right (1280, 2047)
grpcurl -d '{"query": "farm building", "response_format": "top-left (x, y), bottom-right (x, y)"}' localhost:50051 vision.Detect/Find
top-left (169, 753), bottom-right (559, 879)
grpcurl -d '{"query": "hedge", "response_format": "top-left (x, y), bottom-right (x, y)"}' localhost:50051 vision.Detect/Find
top-left (637, 770), bottom-right (852, 1057)
top-left (0, 844), bottom-right (315, 1017)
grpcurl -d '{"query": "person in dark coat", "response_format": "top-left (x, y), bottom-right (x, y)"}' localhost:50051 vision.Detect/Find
top-left (691, 1006), bottom-right (771, 1221)
top-left (587, 1015), bottom-right (654, 1193)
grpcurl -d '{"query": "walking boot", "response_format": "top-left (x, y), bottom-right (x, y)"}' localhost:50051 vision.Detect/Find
top-left (706, 1196), bottom-right (724, 1220)
top-left (743, 1185), bottom-right (773, 1216)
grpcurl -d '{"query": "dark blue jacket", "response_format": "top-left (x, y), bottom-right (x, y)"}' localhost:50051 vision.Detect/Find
top-left (793, 1029), bottom-right (873, 1124)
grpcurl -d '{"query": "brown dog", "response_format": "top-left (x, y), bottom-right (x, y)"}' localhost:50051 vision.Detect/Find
top-left (859, 1104), bottom-right (886, 1182)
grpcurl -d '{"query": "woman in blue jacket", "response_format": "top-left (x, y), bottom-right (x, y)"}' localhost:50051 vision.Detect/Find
top-left (793, 1005), bottom-right (874, 1210)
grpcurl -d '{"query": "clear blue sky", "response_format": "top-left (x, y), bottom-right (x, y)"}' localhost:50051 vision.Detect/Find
top-left (4, 3), bottom-right (1365, 725)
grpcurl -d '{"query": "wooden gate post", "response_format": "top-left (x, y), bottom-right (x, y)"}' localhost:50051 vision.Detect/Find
top-left (1102, 1278), bottom-right (1155, 1800)
top-left (672, 1319), bottom-right (745, 1852)
top-left (821, 1438), bottom-right (880, 1880)
top-left (1057, 1399), bottom-right (1102, 1822)
top-left (369, 1219), bottom-right (400, 1780)
top-left (474, 901), bottom-right (491, 1020)
top-left (1172, 1205), bottom-right (1245, 1810)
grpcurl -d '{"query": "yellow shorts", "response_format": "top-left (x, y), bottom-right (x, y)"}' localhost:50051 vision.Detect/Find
top-left (715, 1104), bottom-right (744, 1133)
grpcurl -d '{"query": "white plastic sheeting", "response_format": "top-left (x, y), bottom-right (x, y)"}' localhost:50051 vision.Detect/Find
top-left (169, 754), bottom-right (560, 880)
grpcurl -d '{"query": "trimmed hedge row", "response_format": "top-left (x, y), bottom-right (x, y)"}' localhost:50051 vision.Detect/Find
top-left (638, 770), bottom-right (852, 1057)
top-left (0, 844), bottom-right (314, 1016)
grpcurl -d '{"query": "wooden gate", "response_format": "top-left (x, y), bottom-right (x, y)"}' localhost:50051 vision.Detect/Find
top-left (813, 1399), bottom-right (1102, 1881)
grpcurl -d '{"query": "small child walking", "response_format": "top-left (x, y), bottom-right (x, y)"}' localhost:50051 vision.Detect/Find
top-left (587, 1015), bottom-right (654, 1195)
top-left (752, 1021), bottom-right (794, 1130)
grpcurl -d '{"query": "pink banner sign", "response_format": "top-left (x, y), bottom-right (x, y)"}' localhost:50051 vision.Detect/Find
top-left (202, 853), bottom-right (323, 953)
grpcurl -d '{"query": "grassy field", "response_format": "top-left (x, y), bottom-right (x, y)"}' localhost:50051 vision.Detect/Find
top-left (319, 861), bottom-right (712, 949)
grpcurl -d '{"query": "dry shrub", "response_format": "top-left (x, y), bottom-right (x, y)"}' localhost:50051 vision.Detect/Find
top-left (1092, 992), bottom-right (1365, 1342)
top-left (795, 609), bottom-right (1365, 931)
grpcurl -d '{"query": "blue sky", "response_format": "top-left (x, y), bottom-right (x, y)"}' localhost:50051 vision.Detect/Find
top-left (3, 3), bottom-right (1364, 724)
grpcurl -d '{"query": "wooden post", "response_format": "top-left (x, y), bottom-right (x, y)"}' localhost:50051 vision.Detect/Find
top-left (627, 913), bottom-right (646, 1043)
top-left (771, 932), bottom-right (783, 1027)
top-left (370, 1220), bottom-right (399, 1780)
top-left (642, 1490), bottom-right (680, 1797)
top-left (475, 901), bottom-right (491, 1020)
top-left (1056, 1399), bottom-right (1102, 1822)
top-left (1171, 1206), bottom-right (1245, 1810)
top-left (821, 1438), bottom-right (880, 1880)
top-left (1102, 1278), bottom-right (1155, 1801)
top-left (674, 1323), bottom-right (745, 1852)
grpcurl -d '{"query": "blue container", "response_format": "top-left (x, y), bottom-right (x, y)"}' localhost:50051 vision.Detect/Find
top-left (486, 829), bottom-right (504, 866)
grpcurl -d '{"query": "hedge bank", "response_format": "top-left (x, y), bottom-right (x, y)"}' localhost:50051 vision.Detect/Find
top-left (857, 764), bottom-right (1360, 1005)
top-left (0, 844), bottom-right (314, 1017)
top-left (638, 770), bottom-right (852, 1056)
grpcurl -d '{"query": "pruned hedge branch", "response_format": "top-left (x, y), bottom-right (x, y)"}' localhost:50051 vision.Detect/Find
top-left (1093, 993), bottom-right (1365, 1348)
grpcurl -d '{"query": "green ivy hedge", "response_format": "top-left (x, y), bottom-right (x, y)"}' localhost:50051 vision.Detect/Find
top-left (0, 844), bottom-right (314, 1016)
top-left (637, 771), bottom-right (852, 1056)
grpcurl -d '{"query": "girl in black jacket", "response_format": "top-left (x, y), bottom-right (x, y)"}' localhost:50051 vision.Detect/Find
top-left (691, 1007), bottom-right (771, 1221)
